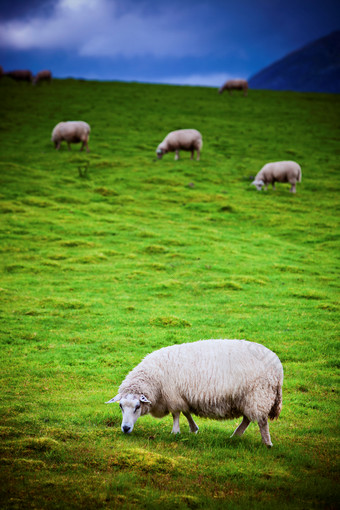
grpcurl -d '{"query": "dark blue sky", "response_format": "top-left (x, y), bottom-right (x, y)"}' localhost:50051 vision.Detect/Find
top-left (0, 0), bottom-right (339, 86)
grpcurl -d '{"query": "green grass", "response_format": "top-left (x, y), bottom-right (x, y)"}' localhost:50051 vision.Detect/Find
top-left (0, 77), bottom-right (339, 509)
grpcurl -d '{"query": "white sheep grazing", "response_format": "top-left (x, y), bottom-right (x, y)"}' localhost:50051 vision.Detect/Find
top-left (34, 70), bottom-right (52, 85)
top-left (51, 121), bottom-right (91, 152)
top-left (219, 79), bottom-right (248, 96)
top-left (252, 161), bottom-right (302, 193)
top-left (106, 339), bottom-right (283, 447)
top-left (156, 129), bottom-right (203, 161)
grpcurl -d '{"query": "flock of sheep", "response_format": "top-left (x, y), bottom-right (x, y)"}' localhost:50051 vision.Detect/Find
top-left (51, 121), bottom-right (301, 194)
top-left (49, 78), bottom-right (301, 195)
top-left (4, 71), bottom-right (301, 444)
top-left (2, 70), bottom-right (302, 194)
top-left (0, 66), bottom-right (52, 85)
top-left (47, 78), bottom-right (299, 444)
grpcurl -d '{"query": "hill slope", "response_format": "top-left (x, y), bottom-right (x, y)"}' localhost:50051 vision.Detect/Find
top-left (0, 79), bottom-right (339, 509)
top-left (249, 31), bottom-right (340, 93)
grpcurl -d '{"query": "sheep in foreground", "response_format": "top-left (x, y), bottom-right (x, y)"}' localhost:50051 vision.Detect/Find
top-left (219, 79), bottom-right (248, 96)
top-left (252, 160), bottom-right (302, 193)
top-left (156, 129), bottom-right (203, 161)
top-left (106, 339), bottom-right (283, 447)
top-left (6, 69), bottom-right (33, 83)
top-left (34, 70), bottom-right (52, 85)
top-left (51, 121), bottom-right (91, 152)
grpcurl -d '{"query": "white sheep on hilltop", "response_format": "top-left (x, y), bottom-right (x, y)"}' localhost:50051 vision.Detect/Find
top-left (219, 79), bottom-right (248, 96)
top-left (156, 129), bottom-right (203, 161)
top-left (6, 69), bottom-right (33, 83)
top-left (106, 339), bottom-right (283, 447)
top-left (252, 161), bottom-right (302, 193)
top-left (51, 121), bottom-right (91, 152)
top-left (34, 70), bottom-right (52, 85)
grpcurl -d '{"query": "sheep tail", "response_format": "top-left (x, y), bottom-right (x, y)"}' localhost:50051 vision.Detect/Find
top-left (269, 384), bottom-right (282, 420)
top-left (298, 168), bottom-right (302, 182)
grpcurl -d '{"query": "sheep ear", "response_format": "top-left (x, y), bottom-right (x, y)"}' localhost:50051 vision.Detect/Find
top-left (105, 394), bottom-right (121, 404)
top-left (140, 395), bottom-right (151, 404)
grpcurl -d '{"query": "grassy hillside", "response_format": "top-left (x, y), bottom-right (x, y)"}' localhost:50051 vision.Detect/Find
top-left (0, 78), bottom-right (339, 509)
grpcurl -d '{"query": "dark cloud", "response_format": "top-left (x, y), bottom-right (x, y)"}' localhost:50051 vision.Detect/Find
top-left (0, 0), bottom-right (54, 21)
top-left (0, 0), bottom-right (209, 58)
top-left (0, 0), bottom-right (339, 85)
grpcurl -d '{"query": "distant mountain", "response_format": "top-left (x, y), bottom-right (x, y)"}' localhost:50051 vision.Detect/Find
top-left (249, 31), bottom-right (340, 93)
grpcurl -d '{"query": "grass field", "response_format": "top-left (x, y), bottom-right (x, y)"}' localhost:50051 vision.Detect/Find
top-left (0, 77), bottom-right (339, 509)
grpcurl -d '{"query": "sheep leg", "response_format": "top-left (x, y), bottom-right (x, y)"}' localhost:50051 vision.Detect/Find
top-left (231, 416), bottom-right (250, 437)
top-left (183, 411), bottom-right (199, 433)
top-left (196, 149), bottom-right (200, 161)
top-left (190, 150), bottom-right (194, 160)
top-left (80, 141), bottom-right (89, 152)
top-left (258, 417), bottom-right (273, 447)
top-left (264, 183), bottom-right (268, 191)
top-left (67, 143), bottom-right (71, 151)
top-left (174, 150), bottom-right (179, 161)
top-left (272, 183), bottom-right (276, 190)
top-left (171, 412), bottom-right (181, 434)
top-left (290, 183), bottom-right (296, 193)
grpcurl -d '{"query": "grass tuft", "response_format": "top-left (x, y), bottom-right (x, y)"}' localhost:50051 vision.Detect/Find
top-left (150, 316), bottom-right (192, 328)
top-left (108, 447), bottom-right (180, 473)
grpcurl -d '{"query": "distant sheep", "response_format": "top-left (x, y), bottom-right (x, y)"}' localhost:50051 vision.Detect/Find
top-left (6, 70), bottom-right (33, 83)
top-left (106, 339), bottom-right (283, 447)
top-left (252, 161), bottom-right (302, 193)
top-left (51, 121), bottom-right (91, 152)
top-left (34, 70), bottom-right (52, 85)
top-left (156, 129), bottom-right (203, 161)
top-left (219, 79), bottom-right (248, 96)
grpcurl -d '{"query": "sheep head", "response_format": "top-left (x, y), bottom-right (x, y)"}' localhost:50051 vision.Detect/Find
top-left (251, 179), bottom-right (265, 191)
top-left (105, 393), bottom-right (152, 434)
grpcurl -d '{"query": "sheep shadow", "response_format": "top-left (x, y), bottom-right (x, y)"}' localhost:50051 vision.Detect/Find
top-left (129, 418), bottom-right (269, 453)
top-left (78, 162), bottom-right (90, 179)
